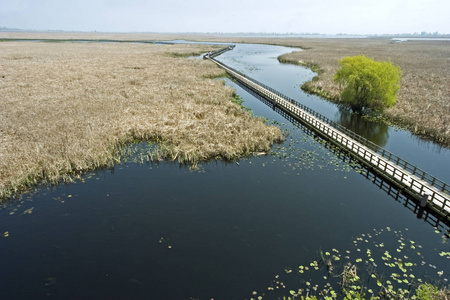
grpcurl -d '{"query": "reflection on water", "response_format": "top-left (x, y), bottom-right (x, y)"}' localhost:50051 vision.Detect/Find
top-left (336, 107), bottom-right (389, 147)
top-left (216, 42), bottom-right (450, 182)
top-left (228, 78), bottom-right (449, 230)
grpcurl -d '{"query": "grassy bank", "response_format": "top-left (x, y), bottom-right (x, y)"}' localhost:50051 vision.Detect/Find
top-left (0, 41), bottom-right (283, 200)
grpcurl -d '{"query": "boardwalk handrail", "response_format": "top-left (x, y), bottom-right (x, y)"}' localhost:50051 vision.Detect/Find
top-left (208, 53), bottom-right (449, 198)
top-left (203, 45), bottom-right (235, 59)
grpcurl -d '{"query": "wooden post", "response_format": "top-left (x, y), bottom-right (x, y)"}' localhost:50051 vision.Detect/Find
top-left (420, 194), bottom-right (429, 207)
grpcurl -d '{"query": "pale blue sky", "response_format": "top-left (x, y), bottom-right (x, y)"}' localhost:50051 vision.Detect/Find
top-left (1, 0), bottom-right (449, 34)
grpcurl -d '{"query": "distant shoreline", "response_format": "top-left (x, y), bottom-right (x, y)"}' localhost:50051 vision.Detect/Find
top-left (1, 28), bottom-right (449, 39)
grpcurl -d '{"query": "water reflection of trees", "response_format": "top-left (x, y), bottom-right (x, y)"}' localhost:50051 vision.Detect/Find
top-left (336, 108), bottom-right (389, 147)
top-left (229, 80), bottom-right (449, 231)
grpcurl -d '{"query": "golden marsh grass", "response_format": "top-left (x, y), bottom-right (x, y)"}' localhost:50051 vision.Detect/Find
top-left (94, 33), bottom-right (448, 147)
top-left (0, 41), bottom-right (283, 199)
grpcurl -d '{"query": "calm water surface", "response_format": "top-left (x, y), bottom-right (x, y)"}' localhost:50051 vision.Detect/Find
top-left (0, 42), bottom-right (448, 300)
top-left (215, 43), bottom-right (450, 183)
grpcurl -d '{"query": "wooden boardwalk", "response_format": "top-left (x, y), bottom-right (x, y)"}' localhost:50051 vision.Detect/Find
top-left (206, 46), bottom-right (450, 219)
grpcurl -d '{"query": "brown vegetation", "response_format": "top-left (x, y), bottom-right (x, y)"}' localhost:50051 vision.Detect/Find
top-left (0, 40), bottom-right (283, 199)
top-left (143, 35), bottom-right (449, 148)
top-left (64, 33), bottom-right (446, 148)
top-left (1, 32), bottom-right (447, 200)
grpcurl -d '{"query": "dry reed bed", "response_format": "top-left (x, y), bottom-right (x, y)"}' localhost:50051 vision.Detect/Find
top-left (90, 33), bottom-right (448, 147)
top-left (0, 42), bottom-right (283, 199)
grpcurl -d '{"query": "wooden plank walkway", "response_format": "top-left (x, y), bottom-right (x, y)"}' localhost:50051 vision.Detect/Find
top-left (205, 46), bottom-right (450, 218)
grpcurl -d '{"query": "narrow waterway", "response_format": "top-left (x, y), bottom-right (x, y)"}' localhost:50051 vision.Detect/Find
top-left (214, 43), bottom-right (450, 183)
top-left (0, 41), bottom-right (448, 300)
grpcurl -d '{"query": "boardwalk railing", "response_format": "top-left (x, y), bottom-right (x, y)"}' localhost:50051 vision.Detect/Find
top-left (203, 45), bottom-right (235, 59)
top-left (244, 86), bottom-right (450, 229)
top-left (206, 46), bottom-right (450, 217)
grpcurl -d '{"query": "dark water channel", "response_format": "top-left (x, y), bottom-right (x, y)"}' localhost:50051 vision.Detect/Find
top-left (0, 42), bottom-right (449, 299)
top-left (214, 43), bottom-right (450, 183)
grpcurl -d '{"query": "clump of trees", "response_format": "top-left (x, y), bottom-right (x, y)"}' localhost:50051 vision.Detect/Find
top-left (334, 55), bottom-right (402, 112)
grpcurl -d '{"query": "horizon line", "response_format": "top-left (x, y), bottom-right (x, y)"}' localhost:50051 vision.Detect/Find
top-left (1, 27), bottom-right (449, 36)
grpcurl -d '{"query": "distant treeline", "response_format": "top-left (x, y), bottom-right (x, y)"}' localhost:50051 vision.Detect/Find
top-left (0, 27), bottom-right (448, 37)
top-left (0, 26), bottom-right (22, 31)
top-left (370, 32), bottom-right (450, 38)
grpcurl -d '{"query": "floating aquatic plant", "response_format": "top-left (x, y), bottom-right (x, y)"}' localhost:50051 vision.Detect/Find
top-left (247, 227), bottom-right (449, 300)
top-left (265, 124), bottom-right (366, 177)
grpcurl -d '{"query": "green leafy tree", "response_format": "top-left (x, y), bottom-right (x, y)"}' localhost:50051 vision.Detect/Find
top-left (334, 55), bottom-right (402, 112)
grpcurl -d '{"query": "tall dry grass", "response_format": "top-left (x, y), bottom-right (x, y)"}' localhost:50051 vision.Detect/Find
top-left (63, 33), bottom-right (446, 148)
top-left (0, 41), bottom-right (283, 199)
